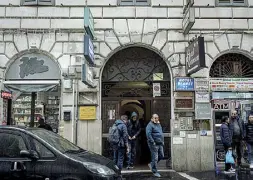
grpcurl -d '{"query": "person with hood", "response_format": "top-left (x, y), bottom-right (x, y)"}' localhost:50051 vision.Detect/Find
top-left (109, 115), bottom-right (129, 173)
top-left (146, 114), bottom-right (164, 178)
top-left (126, 112), bottom-right (141, 169)
top-left (38, 117), bottom-right (53, 131)
top-left (229, 110), bottom-right (245, 166)
top-left (220, 116), bottom-right (235, 173)
top-left (245, 113), bottom-right (253, 167)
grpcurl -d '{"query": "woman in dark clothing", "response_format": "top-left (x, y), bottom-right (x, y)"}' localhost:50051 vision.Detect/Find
top-left (220, 116), bottom-right (235, 173)
top-left (245, 114), bottom-right (253, 167)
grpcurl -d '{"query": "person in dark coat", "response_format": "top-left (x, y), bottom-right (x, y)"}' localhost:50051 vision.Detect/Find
top-left (112, 116), bottom-right (129, 173)
top-left (229, 110), bottom-right (245, 166)
top-left (38, 118), bottom-right (53, 131)
top-left (245, 114), bottom-right (253, 167)
top-left (126, 112), bottom-right (141, 169)
top-left (220, 116), bottom-right (235, 173)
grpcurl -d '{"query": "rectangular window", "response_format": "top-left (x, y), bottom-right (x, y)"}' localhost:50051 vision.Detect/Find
top-left (217, 0), bottom-right (246, 5)
top-left (21, 0), bottom-right (55, 6)
top-left (118, 0), bottom-right (150, 6)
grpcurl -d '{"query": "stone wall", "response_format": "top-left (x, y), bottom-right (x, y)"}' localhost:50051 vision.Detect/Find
top-left (1, 0), bottom-right (253, 171)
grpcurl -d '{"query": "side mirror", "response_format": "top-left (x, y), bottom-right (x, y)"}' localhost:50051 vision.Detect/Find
top-left (20, 150), bottom-right (39, 160)
top-left (20, 150), bottom-right (30, 158)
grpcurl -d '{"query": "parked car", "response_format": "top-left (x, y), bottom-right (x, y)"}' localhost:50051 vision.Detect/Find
top-left (0, 126), bottom-right (120, 180)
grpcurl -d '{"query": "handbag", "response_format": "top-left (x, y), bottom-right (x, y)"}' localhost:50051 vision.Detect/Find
top-left (226, 150), bottom-right (235, 164)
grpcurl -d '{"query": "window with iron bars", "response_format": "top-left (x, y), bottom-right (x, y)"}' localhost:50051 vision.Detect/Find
top-left (217, 0), bottom-right (246, 6)
top-left (118, 0), bottom-right (151, 6)
top-left (21, 0), bottom-right (55, 6)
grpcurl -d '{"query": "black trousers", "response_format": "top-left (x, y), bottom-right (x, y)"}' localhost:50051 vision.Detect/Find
top-left (232, 139), bottom-right (242, 165)
top-left (224, 145), bottom-right (232, 171)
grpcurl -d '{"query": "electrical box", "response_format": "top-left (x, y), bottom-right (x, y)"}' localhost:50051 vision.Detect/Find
top-left (63, 111), bottom-right (71, 121)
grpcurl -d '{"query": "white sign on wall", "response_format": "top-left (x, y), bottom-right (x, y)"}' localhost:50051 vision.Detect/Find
top-left (195, 78), bottom-right (209, 91)
top-left (195, 91), bottom-right (210, 103)
top-left (153, 83), bottom-right (161, 97)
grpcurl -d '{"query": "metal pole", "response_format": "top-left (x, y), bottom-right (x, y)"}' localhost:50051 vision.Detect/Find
top-left (30, 92), bottom-right (36, 127)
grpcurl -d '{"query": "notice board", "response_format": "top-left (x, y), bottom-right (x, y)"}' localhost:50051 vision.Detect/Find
top-left (79, 106), bottom-right (96, 120)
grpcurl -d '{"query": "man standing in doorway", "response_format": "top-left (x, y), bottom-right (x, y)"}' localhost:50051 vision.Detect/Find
top-left (229, 110), bottom-right (245, 166)
top-left (127, 112), bottom-right (141, 169)
top-left (146, 114), bottom-right (164, 178)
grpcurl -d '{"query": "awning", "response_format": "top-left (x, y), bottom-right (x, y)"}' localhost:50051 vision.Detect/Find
top-left (3, 80), bottom-right (60, 93)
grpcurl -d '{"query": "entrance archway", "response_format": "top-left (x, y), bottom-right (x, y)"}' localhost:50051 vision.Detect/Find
top-left (209, 52), bottom-right (253, 165)
top-left (101, 46), bottom-right (172, 168)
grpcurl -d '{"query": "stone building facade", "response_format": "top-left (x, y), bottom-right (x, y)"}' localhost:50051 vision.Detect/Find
top-left (1, 0), bottom-right (253, 171)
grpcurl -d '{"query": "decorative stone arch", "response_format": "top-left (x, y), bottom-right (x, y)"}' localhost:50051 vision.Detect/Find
top-left (99, 42), bottom-right (173, 80)
top-left (208, 48), bottom-right (253, 77)
top-left (4, 49), bottom-right (61, 80)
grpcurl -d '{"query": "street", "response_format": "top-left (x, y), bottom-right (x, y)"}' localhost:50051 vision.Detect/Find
top-left (122, 170), bottom-right (253, 180)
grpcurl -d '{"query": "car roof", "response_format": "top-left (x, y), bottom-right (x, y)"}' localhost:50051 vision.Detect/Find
top-left (0, 125), bottom-right (39, 132)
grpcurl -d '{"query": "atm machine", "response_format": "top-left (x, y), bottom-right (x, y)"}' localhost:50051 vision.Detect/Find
top-left (213, 100), bottom-right (231, 165)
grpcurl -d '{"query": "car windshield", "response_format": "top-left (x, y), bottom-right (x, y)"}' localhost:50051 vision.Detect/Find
top-left (30, 129), bottom-right (86, 153)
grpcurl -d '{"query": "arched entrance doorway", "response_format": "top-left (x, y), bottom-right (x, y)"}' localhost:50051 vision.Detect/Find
top-left (101, 46), bottom-right (171, 168)
top-left (209, 52), bottom-right (253, 165)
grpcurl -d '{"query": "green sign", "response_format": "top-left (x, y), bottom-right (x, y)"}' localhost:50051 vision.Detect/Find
top-left (84, 7), bottom-right (95, 39)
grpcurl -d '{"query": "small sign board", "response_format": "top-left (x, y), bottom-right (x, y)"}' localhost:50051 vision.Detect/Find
top-left (79, 106), bottom-right (96, 120)
top-left (195, 103), bottom-right (212, 119)
top-left (81, 64), bottom-right (95, 88)
top-left (195, 91), bottom-right (210, 103)
top-left (84, 7), bottom-right (95, 39)
top-left (185, 37), bottom-right (206, 75)
top-left (153, 83), bottom-right (161, 97)
top-left (175, 98), bottom-right (194, 109)
top-left (1, 91), bottom-right (12, 99)
top-left (175, 77), bottom-right (194, 91)
top-left (195, 78), bottom-right (209, 91)
top-left (84, 35), bottom-right (94, 65)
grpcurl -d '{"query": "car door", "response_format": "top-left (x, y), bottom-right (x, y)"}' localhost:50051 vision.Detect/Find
top-left (28, 136), bottom-right (56, 180)
top-left (0, 130), bottom-right (34, 180)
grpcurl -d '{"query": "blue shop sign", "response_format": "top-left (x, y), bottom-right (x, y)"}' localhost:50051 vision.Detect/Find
top-left (84, 35), bottom-right (94, 65)
top-left (175, 78), bottom-right (194, 91)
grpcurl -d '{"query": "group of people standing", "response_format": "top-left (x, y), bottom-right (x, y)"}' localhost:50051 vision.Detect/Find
top-left (220, 110), bottom-right (253, 173)
top-left (109, 112), bottom-right (164, 178)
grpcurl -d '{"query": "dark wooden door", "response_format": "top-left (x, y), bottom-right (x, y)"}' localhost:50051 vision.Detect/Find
top-left (102, 100), bottom-right (120, 158)
top-left (152, 98), bottom-right (171, 167)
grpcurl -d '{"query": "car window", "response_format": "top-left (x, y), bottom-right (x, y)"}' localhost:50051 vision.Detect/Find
top-left (30, 129), bottom-right (83, 153)
top-left (0, 133), bottom-right (27, 158)
top-left (32, 139), bottom-right (55, 159)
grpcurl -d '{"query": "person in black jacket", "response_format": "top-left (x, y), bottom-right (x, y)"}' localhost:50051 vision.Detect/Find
top-left (245, 114), bottom-right (253, 166)
top-left (38, 118), bottom-right (53, 131)
top-left (126, 112), bottom-right (141, 169)
top-left (229, 110), bottom-right (245, 166)
top-left (220, 116), bottom-right (235, 173)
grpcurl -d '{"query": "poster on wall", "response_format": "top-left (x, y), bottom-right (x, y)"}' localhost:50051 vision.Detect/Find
top-left (194, 78), bottom-right (209, 91)
top-left (153, 83), bottom-right (161, 97)
top-left (195, 103), bottom-right (212, 119)
top-left (195, 92), bottom-right (210, 103)
top-left (210, 78), bottom-right (253, 91)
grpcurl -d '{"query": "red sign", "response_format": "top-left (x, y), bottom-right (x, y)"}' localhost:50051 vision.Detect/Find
top-left (1, 91), bottom-right (12, 99)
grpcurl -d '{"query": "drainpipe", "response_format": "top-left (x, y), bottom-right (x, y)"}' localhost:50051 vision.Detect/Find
top-left (75, 80), bottom-right (79, 145)
top-left (71, 79), bottom-right (75, 143)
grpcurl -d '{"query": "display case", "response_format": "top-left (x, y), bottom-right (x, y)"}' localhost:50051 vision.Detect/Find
top-left (45, 96), bottom-right (60, 133)
top-left (13, 94), bottom-right (44, 126)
